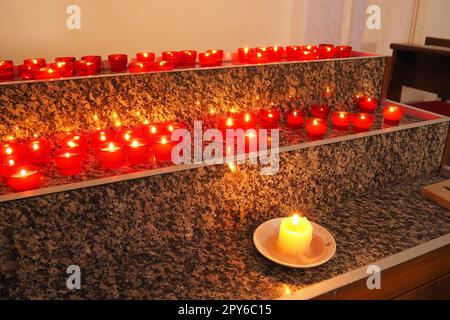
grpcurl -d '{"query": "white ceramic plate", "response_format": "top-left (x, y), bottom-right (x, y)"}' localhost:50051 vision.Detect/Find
top-left (253, 218), bottom-right (336, 268)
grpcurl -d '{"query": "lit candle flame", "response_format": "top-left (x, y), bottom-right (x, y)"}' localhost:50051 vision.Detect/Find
top-left (150, 126), bottom-right (157, 134)
top-left (161, 137), bottom-right (168, 144)
top-left (168, 125), bottom-right (174, 132)
top-left (313, 119), bottom-right (318, 126)
top-left (20, 169), bottom-right (27, 177)
top-left (292, 214), bottom-right (300, 226)
top-left (226, 118), bottom-right (233, 127)
top-left (8, 159), bottom-right (14, 166)
top-left (124, 133), bottom-right (130, 141)
top-left (244, 114), bottom-right (251, 122)
top-left (65, 152), bottom-right (70, 158)
top-left (227, 162), bottom-right (237, 173)
top-left (5, 147), bottom-right (12, 155)
top-left (68, 141), bottom-right (76, 148)
top-left (32, 143), bottom-right (39, 150)
top-left (131, 140), bottom-right (139, 147)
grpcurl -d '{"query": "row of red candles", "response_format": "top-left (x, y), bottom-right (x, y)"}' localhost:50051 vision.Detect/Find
top-left (0, 98), bottom-right (403, 192)
top-left (0, 44), bottom-right (351, 81)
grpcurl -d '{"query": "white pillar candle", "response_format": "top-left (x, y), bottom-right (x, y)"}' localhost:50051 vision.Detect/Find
top-left (277, 214), bottom-right (313, 255)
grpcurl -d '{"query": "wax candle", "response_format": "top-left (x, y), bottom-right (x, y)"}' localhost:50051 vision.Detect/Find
top-left (60, 133), bottom-right (88, 155)
top-left (164, 122), bottom-right (187, 135)
top-left (0, 71), bottom-right (14, 82)
top-left (136, 52), bottom-right (155, 63)
top-left (162, 51), bottom-right (181, 67)
top-left (152, 60), bottom-right (174, 71)
top-left (335, 46), bottom-right (352, 58)
top-left (33, 67), bottom-right (60, 80)
top-left (23, 58), bottom-right (46, 68)
top-left (140, 123), bottom-right (163, 143)
top-left (1, 142), bottom-right (22, 158)
top-left (54, 149), bottom-right (83, 176)
top-left (153, 136), bottom-right (176, 162)
top-left (331, 111), bottom-right (352, 129)
top-left (18, 64), bottom-right (39, 80)
top-left (125, 138), bottom-right (150, 165)
top-left (50, 62), bottom-right (74, 77)
top-left (383, 106), bottom-right (404, 123)
top-left (286, 110), bottom-right (306, 128)
top-left (97, 141), bottom-right (124, 169)
top-left (218, 116), bottom-right (237, 136)
top-left (55, 57), bottom-right (76, 63)
top-left (0, 156), bottom-right (22, 177)
top-left (277, 214), bottom-right (313, 256)
top-left (119, 129), bottom-right (142, 144)
top-left (74, 60), bottom-right (98, 76)
top-left (179, 50), bottom-right (197, 67)
top-left (267, 46), bottom-right (284, 62)
top-left (249, 52), bottom-right (268, 64)
top-left (24, 138), bottom-right (51, 165)
top-left (206, 49), bottom-right (224, 65)
top-left (286, 46), bottom-right (301, 61)
top-left (81, 55), bottom-right (102, 73)
top-left (6, 165), bottom-right (42, 192)
top-left (260, 109), bottom-right (280, 128)
top-left (237, 47), bottom-right (254, 63)
top-left (299, 45), bottom-right (319, 60)
top-left (0, 60), bottom-right (14, 81)
top-left (238, 112), bottom-right (257, 129)
top-left (352, 113), bottom-right (374, 131)
top-left (199, 52), bottom-right (218, 67)
top-left (305, 118), bottom-right (328, 137)
top-left (319, 44), bottom-right (336, 59)
top-left (358, 96), bottom-right (378, 112)
top-left (129, 61), bottom-right (152, 73)
top-left (310, 104), bottom-right (330, 119)
top-left (108, 54), bottom-right (128, 72)
top-left (90, 129), bottom-right (116, 147)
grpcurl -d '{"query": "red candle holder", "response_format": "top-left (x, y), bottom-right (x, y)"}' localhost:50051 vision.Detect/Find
top-left (383, 106), bottom-right (404, 123)
top-left (152, 60), bottom-right (174, 71)
top-left (267, 46), bottom-right (284, 62)
top-left (286, 110), bottom-right (306, 128)
top-left (260, 109), bottom-right (280, 128)
top-left (0, 70), bottom-right (14, 82)
top-left (352, 113), bottom-right (374, 131)
top-left (286, 46), bottom-right (301, 61)
top-left (81, 55), bottom-right (102, 73)
top-left (164, 122), bottom-right (187, 135)
top-left (319, 44), bottom-right (336, 59)
top-left (125, 138), bottom-right (150, 165)
top-left (1, 142), bottom-right (22, 159)
top-left (91, 129), bottom-right (116, 147)
top-left (60, 133), bottom-right (88, 155)
top-left (358, 96), bottom-right (378, 112)
top-left (179, 50), bottom-right (197, 67)
top-left (6, 165), bottom-right (42, 192)
top-left (305, 118), bottom-right (328, 138)
top-left (238, 112), bottom-right (257, 129)
top-left (0, 156), bottom-right (22, 178)
top-left (55, 57), bottom-right (76, 63)
top-left (34, 67), bottom-right (61, 80)
top-left (299, 45), bottom-right (320, 60)
top-left (50, 61), bottom-right (74, 77)
top-left (129, 61), bottom-right (153, 73)
top-left (162, 51), bottom-right (181, 67)
top-left (237, 47), bottom-right (254, 63)
top-left (119, 129), bottom-right (142, 144)
top-left (153, 135), bottom-right (177, 162)
top-left (18, 64), bottom-right (39, 80)
top-left (136, 52), bottom-right (155, 63)
top-left (335, 46), bottom-right (352, 58)
top-left (199, 52), bottom-right (218, 67)
top-left (24, 138), bottom-right (51, 165)
top-left (310, 104), bottom-right (330, 119)
top-left (23, 58), bottom-right (46, 68)
top-left (331, 111), bottom-right (352, 129)
top-left (97, 141), bottom-right (124, 169)
top-left (0, 60), bottom-right (14, 81)
top-left (206, 49), bottom-right (224, 65)
top-left (218, 116), bottom-right (238, 137)
top-left (74, 60), bottom-right (98, 76)
top-left (108, 54), bottom-right (128, 72)
top-left (140, 123), bottom-right (163, 143)
top-left (249, 52), bottom-right (268, 64)
top-left (54, 149), bottom-right (83, 176)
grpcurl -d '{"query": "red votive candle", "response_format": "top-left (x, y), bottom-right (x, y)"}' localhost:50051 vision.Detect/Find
top-left (249, 52), bottom-right (268, 64)
top-left (81, 55), bottom-right (102, 73)
top-left (179, 50), bottom-right (197, 67)
top-left (140, 123), bottom-right (163, 143)
top-left (153, 135), bottom-right (177, 162)
top-left (352, 113), bottom-right (374, 131)
top-left (129, 61), bottom-right (153, 73)
top-left (54, 149), bottom-right (83, 176)
top-left (50, 61), bottom-right (74, 77)
top-left (218, 116), bottom-right (237, 136)
top-left (335, 46), bottom-right (352, 58)
top-left (164, 122), bottom-right (187, 135)
top-left (6, 165), bottom-right (42, 192)
top-left (162, 51), bottom-right (181, 67)
top-left (33, 67), bottom-right (60, 80)
top-left (319, 44), bottom-right (336, 59)
top-left (97, 141), bottom-right (124, 169)
top-left (60, 133), bottom-right (88, 155)
top-left (91, 129), bottom-right (116, 147)
top-left (237, 47), bottom-right (254, 63)
top-left (305, 118), bottom-right (328, 138)
top-left (125, 138), bottom-right (150, 165)
top-left (74, 60), bottom-right (98, 76)
top-left (55, 57), bottom-right (76, 63)
top-left (286, 46), bottom-right (301, 61)
top-left (0, 60), bottom-right (14, 81)
top-left (108, 54), bottom-right (128, 72)
top-left (331, 111), bottom-right (352, 129)
top-left (267, 46), bottom-right (284, 62)
top-left (383, 106), bottom-right (404, 123)
top-left (136, 52), bottom-right (155, 63)
top-left (1, 142), bottom-right (22, 159)
top-left (310, 104), bottom-right (330, 119)
top-left (24, 138), bottom-right (51, 165)
top-left (286, 110), bottom-right (306, 128)
top-left (18, 64), bottom-right (39, 80)
top-left (199, 52), bottom-right (217, 67)
top-left (206, 49), bottom-right (224, 65)
top-left (0, 156), bottom-right (22, 178)
top-left (0, 70), bottom-right (14, 82)
top-left (23, 58), bottom-right (46, 68)
top-left (299, 45), bottom-right (320, 60)
top-left (260, 109), bottom-right (280, 128)
top-left (152, 60), bottom-right (174, 71)
top-left (238, 112), bottom-right (257, 129)
top-left (358, 96), bottom-right (378, 112)
top-left (119, 129), bottom-right (142, 144)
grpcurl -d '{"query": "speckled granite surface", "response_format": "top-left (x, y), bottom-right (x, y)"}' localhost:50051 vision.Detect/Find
top-left (0, 120), bottom-right (448, 299)
top-left (0, 57), bottom-right (386, 139)
top-left (1, 175), bottom-right (449, 299)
